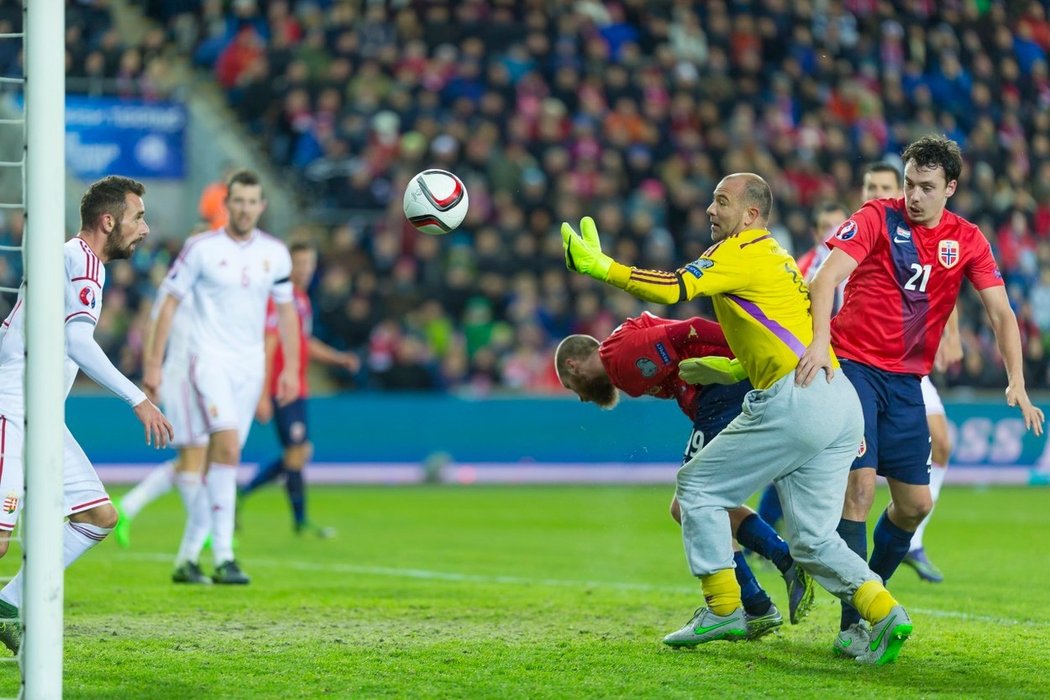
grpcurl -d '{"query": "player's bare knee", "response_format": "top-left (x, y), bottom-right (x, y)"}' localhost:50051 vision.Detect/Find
top-left (210, 445), bottom-right (240, 466)
top-left (727, 505), bottom-right (754, 535)
top-left (0, 537), bottom-right (10, 558)
top-left (72, 503), bottom-right (119, 530)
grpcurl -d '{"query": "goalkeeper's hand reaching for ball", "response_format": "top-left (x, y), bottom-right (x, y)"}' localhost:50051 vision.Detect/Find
top-left (562, 216), bottom-right (613, 281)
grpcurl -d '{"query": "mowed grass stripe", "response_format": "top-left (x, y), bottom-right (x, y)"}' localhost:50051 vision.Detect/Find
top-left (118, 550), bottom-right (1050, 628)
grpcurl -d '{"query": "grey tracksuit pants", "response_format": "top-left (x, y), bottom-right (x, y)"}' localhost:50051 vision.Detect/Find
top-left (676, 369), bottom-right (881, 603)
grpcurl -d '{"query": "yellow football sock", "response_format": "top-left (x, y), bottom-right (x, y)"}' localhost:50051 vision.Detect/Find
top-left (700, 569), bottom-right (741, 616)
top-left (852, 580), bottom-right (898, 623)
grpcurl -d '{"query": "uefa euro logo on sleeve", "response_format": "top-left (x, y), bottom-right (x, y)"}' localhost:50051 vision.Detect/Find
top-left (79, 287), bottom-right (96, 308)
top-left (835, 220), bottom-right (857, 241)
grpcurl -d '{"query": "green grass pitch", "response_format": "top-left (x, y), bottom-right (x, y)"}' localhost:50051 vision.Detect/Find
top-left (1, 484), bottom-right (1048, 698)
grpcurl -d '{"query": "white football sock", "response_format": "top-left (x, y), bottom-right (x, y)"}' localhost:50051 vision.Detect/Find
top-left (175, 472), bottom-right (210, 566)
top-left (0, 521), bottom-right (112, 610)
top-left (910, 463), bottom-right (948, 552)
top-left (206, 464), bottom-right (238, 566)
top-left (121, 461), bottom-right (176, 519)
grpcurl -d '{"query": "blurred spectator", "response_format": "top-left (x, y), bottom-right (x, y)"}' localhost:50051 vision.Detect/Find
top-left (58, 0), bottom-right (1050, 393)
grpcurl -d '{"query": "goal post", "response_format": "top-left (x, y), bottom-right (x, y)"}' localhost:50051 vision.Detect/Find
top-left (22, 0), bottom-right (66, 697)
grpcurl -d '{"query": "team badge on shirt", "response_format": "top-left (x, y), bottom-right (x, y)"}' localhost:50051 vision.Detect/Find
top-left (938, 240), bottom-right (960, 269)
top-left (835, 220), bottom-right (858, 241)
top-left (78, 287), bottom-right (96, 308)
top-left (635, 357), bottom-right (658, 378)
top-left (857, 438), bottom-right (867, 458)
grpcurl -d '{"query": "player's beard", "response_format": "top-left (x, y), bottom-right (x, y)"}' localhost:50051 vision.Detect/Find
top-left (577, 374), bottom-right (619, 409)
top-left (103, 219), bottom-right (136, 260)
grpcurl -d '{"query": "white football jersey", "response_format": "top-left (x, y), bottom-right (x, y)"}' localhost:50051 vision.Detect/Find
top-left (0, 238), bottom-right (105, 411)
top-left (162, 228), bottom-right (292, 363)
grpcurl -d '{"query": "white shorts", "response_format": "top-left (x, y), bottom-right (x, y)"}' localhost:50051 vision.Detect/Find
top-left (161, 361), bottom-right (209, 449)
top-left (188, 353), bottom-right (264, 448)
top-left (920, 376), bottom-right (945, 417)
top-left (0, 415), bottom-right (109, 532)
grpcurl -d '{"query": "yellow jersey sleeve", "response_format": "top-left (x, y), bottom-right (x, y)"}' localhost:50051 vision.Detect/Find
top-left (605, 229), bottom-right (837, 389)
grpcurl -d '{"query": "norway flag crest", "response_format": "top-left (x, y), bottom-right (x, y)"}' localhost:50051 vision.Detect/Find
top-left (938, 240), bottom-right (959, 269)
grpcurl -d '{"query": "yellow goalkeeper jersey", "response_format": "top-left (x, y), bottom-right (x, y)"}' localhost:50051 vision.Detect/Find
top-left (606, 228), bottom-right (838, 389)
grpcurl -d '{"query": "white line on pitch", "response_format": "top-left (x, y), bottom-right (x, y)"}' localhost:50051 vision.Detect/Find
top-left (122, 552), bottom-right (1049, 628)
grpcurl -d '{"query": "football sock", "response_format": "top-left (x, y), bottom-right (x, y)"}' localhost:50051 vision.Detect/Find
top-left (207, 463), bottom-right (238, 565)
top-left (836, 518), bottom-right (867, 631)
top-left (285, 469), bottom-right (306, 528)
top-left (852, 580), bottom-right (898, 625)
top-left (735, 513), bottom-right (792, 574)
top-left (869, 509), bottom-right (914, 583)
top-left (175, 472), bottom-right (210, 565)
top-left (0, 521), bottom-right (112, 610)
top-left (734, 551), bottom-right (772, 616)
top-left (241, 458), bottom-right (285, 497)
top-left (910, 463), bottom-right (946, 551)
top-left (700, 568), bottom-right (742, 616)
top-left (121, 460), bottom-right (176, 519)
top-left (757, 484), bottom-right (784, 530)
top-left (64, 521), bottom-right (111, 567)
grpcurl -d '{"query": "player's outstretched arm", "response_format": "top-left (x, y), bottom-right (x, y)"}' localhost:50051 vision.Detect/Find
top-left (978, 285), bottom-right (1045, 435)
top-left (561, 217), bottom-right (737, 304)
top-left (561, 216), bottom-right (613, 282)
top-left (797, 249), bottom-right (857, 387)
top-left (65, 321), bottom-right (174, 446)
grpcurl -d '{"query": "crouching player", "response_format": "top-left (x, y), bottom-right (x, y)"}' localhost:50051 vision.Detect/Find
top-left (555, 312), bottom-right (815, 638)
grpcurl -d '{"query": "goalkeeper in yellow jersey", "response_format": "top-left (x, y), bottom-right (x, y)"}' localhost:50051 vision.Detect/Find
top-left (561, 173), bottom-right (912, 665)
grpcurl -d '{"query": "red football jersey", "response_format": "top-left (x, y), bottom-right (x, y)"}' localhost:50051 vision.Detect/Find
top-left (265, 288), bottom-right (311, 398)
top-left (598, 312), bottom-right (733, 420)
top-left (828, 198), bottom-right (1004, 375)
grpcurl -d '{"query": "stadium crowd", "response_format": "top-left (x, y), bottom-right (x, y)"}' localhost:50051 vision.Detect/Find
top-left (8, 0), bottom-right (1050, 392)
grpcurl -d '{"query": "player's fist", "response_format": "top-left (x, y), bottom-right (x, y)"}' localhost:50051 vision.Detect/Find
top-left (562, 216), bottom-right (613, 281)
top-left (678, 357), bottom-right (748, 386)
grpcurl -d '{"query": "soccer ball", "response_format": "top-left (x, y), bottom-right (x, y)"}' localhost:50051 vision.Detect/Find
top-left (403, 169), bottom-right (469, 235)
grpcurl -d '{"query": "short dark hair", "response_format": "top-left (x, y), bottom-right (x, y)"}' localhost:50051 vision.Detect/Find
top-left (79, 175), bottom-right (145, 230)
top-left (739, 173), bottom-right (773, 221)
top-left (901, 136), bottom-right (963, 183)
top-left (863, 162), bottom-right (902, 188)
top-left (225, 168), bottom-right (263, 197)
top-left (554, 334), bottom-right (599, 380)
top-left (289, 241), bottom-right (315, 255)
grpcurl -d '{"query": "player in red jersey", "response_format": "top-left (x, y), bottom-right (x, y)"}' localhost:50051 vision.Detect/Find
top-left (860, 163), bottom-right (962, 584)
top-left (797, 136), bottom-right (1045, 655)
top-left (555, 312), bottom-right (815, 631)
top-left (240, 242), bottom-right (358, 536)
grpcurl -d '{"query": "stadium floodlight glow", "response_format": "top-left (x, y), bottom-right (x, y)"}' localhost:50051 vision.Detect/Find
top-left (23, 0), bottom-right (66, 697)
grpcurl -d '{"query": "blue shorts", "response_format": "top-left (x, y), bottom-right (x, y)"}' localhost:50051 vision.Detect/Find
top-left (273, 398), bottom-right (309, 448)
top-left (840, 359), bottom-right (931, 485)
top-left (681, 380), bottom-right (752, 464)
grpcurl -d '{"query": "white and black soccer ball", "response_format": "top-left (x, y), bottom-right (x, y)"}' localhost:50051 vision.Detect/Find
top-left (402, 169), bottom-right (469, 235)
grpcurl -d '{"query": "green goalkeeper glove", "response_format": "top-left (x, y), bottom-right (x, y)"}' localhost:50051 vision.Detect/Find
top-left (678, 357), bottom-right (748, 386)
top-left (562, 216), bottom-right (613, 282)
